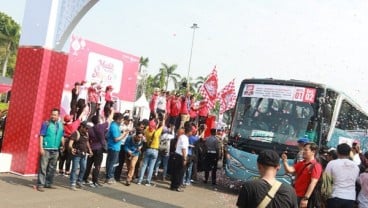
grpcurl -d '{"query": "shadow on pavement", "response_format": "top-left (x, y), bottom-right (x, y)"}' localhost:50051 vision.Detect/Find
top-left (0, 175), bottom-right (36, 189)
top-left (0, 174), bottom-right (181, 208)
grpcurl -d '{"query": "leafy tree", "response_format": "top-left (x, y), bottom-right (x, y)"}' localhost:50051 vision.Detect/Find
top-left (145, 74), bottom-right (160, 98)
top-left (136, 56), bottom-right (149, 99)
top-left (177, 76), bottom-right (196, 94)
top-left (0, 12), bottom-right (20, 77)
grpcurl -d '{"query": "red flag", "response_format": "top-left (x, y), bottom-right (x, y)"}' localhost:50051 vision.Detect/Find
top-left (199, 66), bottom-right (218, 110)
top-left (218, 79), bottom-right (236, 114)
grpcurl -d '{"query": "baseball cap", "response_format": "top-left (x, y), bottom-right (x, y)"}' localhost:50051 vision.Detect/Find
top-left (257, 150), bottom-right (280, 167)
top-left (64, 115), bottom-right (72, 123)
top-left (297, 136), bottom-right (309, 144)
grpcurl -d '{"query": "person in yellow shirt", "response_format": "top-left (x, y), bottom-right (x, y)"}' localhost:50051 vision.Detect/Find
top-left (137, 115), bottom-right (165, 186)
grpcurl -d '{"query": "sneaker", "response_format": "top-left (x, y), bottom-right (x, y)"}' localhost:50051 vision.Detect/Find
top-left (76, 182), bottom-right (84, 189)
top-left (82, 180), bottom-right (92, 185)
top-left (44, 184), bottom-right (56, 189)
top-left (137, 181), bottom-right (142, 185)
top-left (107, 178), bottom-right (116, 184)
top-left (70, 186), bottom-right (77, 191)
top-left (145, 183), bottom-right (152, 187)
top-left (36, 186), bottom-right (45, 192)
top-left (175, 188), bottom-right (184, 192)
top-left (94, 182), bottom-right (103, 187)
top-left (89, 183), bottom-right (96, 188)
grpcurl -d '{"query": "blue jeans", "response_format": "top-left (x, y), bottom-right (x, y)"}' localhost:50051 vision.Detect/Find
top-left (70, 155), bottom-right (87, 186)
top-left (138, 148), bottom-right (158, 184)
top-left (154, 151), bottom-right (169, 178)
top-left (105, 149), bottom-right (119, 179)
top-left (37, 150), bottom-right (59, 187)
top-left (183, 159), bottom-right (194, 184)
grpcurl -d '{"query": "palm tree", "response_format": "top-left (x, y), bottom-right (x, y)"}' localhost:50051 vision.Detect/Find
top-left (160, 63), bottom-right (181, 91)
top-left (136, 56), bottom-right (149, 99)
top-left (139, 56), bottom-right (149, 73)
top-left (0, 12), bottom-right (20, 77)
top-left (154, 67), bottom-right (166, 90)
top-left (193, 75), bottom-right (207, 91)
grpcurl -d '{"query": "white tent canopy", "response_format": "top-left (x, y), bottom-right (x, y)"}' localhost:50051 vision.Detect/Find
top-left (133, 93), bottom-right (150, 120)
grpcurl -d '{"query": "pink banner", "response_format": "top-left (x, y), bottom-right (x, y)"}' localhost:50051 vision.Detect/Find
top-left (64, 36), bottom-right (140, 101)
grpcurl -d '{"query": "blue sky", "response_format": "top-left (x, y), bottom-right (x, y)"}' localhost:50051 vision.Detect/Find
top-left (2, 0), bottom-right (368, 110)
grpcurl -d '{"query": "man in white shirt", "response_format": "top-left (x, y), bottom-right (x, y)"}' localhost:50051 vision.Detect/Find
top-left (325, 143), bottom-right (360, 208)
top-left (156, 90), bottom-right (167, 117)
top-left (170, 125), bottom-right (191, 192)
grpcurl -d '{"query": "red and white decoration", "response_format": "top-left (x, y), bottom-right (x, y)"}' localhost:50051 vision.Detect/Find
top-left (218, 79), bottom-right (236, 114)
top-left (199, 66), bottom-right (218, 110)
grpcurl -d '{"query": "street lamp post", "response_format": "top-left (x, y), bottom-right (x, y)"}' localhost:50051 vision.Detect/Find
top-left (186, 23), bottom-right (199, 91)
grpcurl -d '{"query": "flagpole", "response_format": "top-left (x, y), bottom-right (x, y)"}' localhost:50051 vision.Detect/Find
top-left (187, 23), bottom-right (199, 91)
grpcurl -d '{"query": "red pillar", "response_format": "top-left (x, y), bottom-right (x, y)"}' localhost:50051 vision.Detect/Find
top-left (1, 47), bottom-right (68, 175)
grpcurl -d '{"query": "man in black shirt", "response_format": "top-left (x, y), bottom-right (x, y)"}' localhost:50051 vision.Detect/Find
top-left (236, 150), bottom-right (298, 208)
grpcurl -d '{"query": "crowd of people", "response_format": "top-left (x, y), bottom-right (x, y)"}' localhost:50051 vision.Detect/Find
top-left (36, 82), bottom-right (228, 195)
top-left (236, 137), bottom-right (368, 208)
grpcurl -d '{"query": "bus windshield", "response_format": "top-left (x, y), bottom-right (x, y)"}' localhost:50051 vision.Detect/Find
top-left (230, 83), bottom-right (321, 154)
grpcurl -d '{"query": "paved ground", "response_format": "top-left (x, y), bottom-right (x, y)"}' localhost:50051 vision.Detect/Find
top-left (0, 171), bottom-right (239, 208)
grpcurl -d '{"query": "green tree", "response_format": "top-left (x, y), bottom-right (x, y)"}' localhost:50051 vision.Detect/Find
top-left (193, 75), bottom-right (207, 91)
top-left (177, 76), bottom-right (196, 94)
top-left (139, 56), bottom-right (149, 72)
top-left (160, 63), bottom-right (180, 91)
top-left (153, 63), bottom-right (181, 91)
top-left (145, 74), bottom-right (160, 98)
top-left (0, 12), bottom-right (20, 77)
top-left (136, 56), bottom-right (149, 99)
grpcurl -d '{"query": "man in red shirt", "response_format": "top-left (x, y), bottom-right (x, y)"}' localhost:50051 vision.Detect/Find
top-left (198, 100), bottom-right (209, 126)
top-left (281, 142), bottom-right (322, 208)
top-left (179, 91), bottom-right (191, 128)
top-left (168, 92), bottom-right (181, 131)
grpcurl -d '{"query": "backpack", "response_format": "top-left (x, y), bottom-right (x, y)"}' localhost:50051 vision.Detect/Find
top-left (320, 172), bottom-right (333, 201)
top-left (293, 162), bottom-right (324, 208)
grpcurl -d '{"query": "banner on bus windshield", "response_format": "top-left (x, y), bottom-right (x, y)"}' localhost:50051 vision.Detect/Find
top-left (242, 84), bottom-right (316, 103)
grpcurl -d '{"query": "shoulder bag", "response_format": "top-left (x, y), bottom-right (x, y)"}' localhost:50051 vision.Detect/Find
top-left (257, 180), bottom-right (282, 208)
